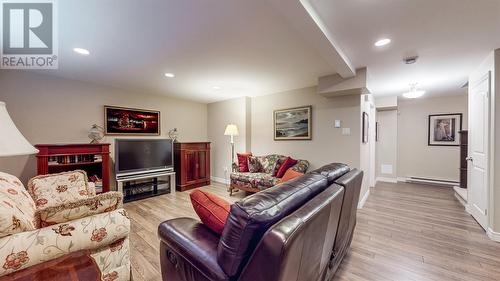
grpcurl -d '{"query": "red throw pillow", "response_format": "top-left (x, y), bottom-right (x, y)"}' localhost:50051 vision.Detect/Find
top-left (276, 157), bottom-right (298, 178)
top-left (237, 153), bottom-right (252, 172)
top-left (190, 190), bottom-right (231, 235)
top-left (280, 169), bottom-right (304, 183)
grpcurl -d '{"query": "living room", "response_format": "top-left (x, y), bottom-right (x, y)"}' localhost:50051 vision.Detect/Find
top-left (1, 1), bottom-right (500, 281)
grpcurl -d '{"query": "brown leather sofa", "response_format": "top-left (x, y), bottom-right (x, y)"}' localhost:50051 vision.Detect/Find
top-left (158, 163), bottom-right (363, 281)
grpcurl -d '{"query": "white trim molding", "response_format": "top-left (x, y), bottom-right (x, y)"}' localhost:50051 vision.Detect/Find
top-left (487, 228), bottom-right (500, 243)
top-left (211, 176), bottom-right (229, 185)
top-left (358, 189), bottom-right (370, 209)
top-left (376, 177), bottom-right (398, 184)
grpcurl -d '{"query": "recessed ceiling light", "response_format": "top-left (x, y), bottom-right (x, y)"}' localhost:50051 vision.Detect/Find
top-left (374, 38), bottom-right (391, 47)
top-left (403, 90), bottom-right (425, 99)
top-left (403, 83), bottom-right (425, 99)
top-left (73, 48), bottom-right (90, 55)
top-left (164, 73), bottom-right (175, 78)
top-left (212, 86), bottom-right (221, 90)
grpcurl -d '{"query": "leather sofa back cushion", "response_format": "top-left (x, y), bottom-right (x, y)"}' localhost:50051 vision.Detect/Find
top-left (190, 190), bottom-right (231, 235)
top-left (217, 173), bottom-right (328, 276)
top-left (310, 163), bottom-right (350, 183)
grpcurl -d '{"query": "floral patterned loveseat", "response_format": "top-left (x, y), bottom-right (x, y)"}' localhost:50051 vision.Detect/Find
top-left (0, 170), bottom-right (130, 281)
top-left (229, 154), bottom-right (309, 195)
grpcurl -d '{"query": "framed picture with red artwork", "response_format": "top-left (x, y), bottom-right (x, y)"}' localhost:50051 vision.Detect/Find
top-left (104, 106), bottom-right (160, 135)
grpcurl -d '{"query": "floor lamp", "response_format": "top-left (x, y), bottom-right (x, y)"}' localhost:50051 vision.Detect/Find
top-left (224, 123), bottom-right (239, 171)
top-left (0, 101), bottom-right (39, 159)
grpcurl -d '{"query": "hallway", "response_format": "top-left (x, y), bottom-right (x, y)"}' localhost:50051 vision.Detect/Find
top-left (334, 182), bottom-right (500, 281)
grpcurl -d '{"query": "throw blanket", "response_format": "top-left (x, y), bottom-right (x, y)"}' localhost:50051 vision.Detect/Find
top-left (0, 250), bottom-right (101, 281)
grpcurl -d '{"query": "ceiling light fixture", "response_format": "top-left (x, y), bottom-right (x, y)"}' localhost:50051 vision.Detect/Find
top-left (164, 73), bottom-right (175, 78)
top-left (73, 48), bottom-right (90, 55)
top-left (403, 83), bottom-right (425, 99)
top-left (374, 38), bottom-right (391, 47)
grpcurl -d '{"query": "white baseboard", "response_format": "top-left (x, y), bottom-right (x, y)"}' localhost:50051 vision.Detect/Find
top-left (358, 189), bottom-right (370, 209)
top-left (487, 228), bottom-right (500, 243)
top-left (397, 177), bottom-right (408, 183)
top-left (398, 176), bottom-right (457, 187)
top-left (211, 176), bottom-right (229, 184)
top-left (376, 177), bottom-right (398, 184)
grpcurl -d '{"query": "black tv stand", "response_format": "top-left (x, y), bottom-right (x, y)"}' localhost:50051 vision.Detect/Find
top-left (116, 171), bottom-right (175, 203)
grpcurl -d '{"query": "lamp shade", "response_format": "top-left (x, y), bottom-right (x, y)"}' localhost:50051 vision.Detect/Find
top-left (0, 102), bottom-right (38, 156)
top-left (224, 124), bottom-right (239, 136)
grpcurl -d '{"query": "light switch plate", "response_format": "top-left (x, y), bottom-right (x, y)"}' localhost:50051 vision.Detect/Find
top-left (334, 120), bottom-right (341, 128)
top-left (342, 128), bottom-right (351, 135)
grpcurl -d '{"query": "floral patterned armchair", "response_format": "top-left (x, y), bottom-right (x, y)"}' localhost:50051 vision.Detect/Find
top-left (230, 154), bottom-right (309, 195)
top-left (0, 170), bottom-right (131, 281)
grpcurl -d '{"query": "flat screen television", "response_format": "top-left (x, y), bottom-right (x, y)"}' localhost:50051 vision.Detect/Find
top-left (115, 139), bottom-right (173, 177)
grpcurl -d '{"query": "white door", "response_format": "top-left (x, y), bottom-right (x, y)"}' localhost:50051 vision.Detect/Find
top-left (468, 72), bottom-right (490, 229)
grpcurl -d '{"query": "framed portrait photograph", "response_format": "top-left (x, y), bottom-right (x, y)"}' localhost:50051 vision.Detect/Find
top-left (362, 112), bottom-right (369, 143)
top-left (428, 113), bottom-right (462, 146)
top-left (274, 106), bottom-right (312, 140)
top-left (104, 106), bottom-right (160, 135)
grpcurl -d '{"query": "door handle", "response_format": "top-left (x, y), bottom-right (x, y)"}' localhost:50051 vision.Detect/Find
top-left (466, 157), bottom-right (473, 162)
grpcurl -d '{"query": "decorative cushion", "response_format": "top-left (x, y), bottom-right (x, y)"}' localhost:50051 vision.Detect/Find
top-left (36, 192), bottom-right (123, 227)
top-left (270, 156), bottom-right (288, 176)
top-left (280, 169), bottom-right (304, 183)
top-left (258, 154), bottom-right (282, 175)
top-left (27, 170), bottom-right (93, 209)
top-left (0, 172), bottom-right (37, 238)
top-left (237, 153), bottom-right (252, 172)
top-left (247, 156), bottom-right (262, 173)
top-left (276, 157), bottom-right (298, 178)
top-left (290, 159), bottom-right (310, 174)
top-left (190, 190), bottom-right (231, 235)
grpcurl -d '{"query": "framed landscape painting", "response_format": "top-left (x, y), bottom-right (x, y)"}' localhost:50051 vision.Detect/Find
top-left (104, 106), bottom-right (160, 135)
top-left (274, 106), bottom-right (312, 140)
top-left (428, 113), bottom-right (462, 146)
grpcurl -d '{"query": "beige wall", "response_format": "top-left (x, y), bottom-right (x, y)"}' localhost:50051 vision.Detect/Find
top-left (207, 97), bottom-right (250, 182)
top-left (376, 109), bottom-right (398, 179)
top-left (397, 93), bottom-right (468, 182)
top-left (0, 71), bottom-right (208, 185)
top-left (359, 94), bottom-right (376, 203)
top-left (251, 86), bottom-right (361, 170)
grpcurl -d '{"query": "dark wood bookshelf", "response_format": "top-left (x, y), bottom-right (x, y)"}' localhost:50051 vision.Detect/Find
top-left (35, 143), bottom-right (110, 194)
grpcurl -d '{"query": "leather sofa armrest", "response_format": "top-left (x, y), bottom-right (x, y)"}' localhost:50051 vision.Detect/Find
top-left (158, 218), bottom-right (228, 281)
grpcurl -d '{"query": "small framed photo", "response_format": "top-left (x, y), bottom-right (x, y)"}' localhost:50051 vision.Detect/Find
top-left (362, 112), bottom-right (369, 143)
top-left (104, 106), bottom-right (160, 135)
top-left (428, 113), bottom-right (462, 146)
top-left (274, 106), bottom-right (312, 140)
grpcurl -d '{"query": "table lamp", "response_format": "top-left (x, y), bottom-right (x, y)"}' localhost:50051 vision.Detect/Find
top-left (0, 101), bottom-right (39, 156)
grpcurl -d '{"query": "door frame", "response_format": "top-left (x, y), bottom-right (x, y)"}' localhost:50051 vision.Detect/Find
top-left (467, 71), bottom-right (492, 230)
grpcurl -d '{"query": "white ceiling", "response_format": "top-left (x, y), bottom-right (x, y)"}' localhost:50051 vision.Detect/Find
top-left (309, 0), bottom-right (500, 97)
top-left (18, 0), bottom-right (500, 102)
top-left (32, 0), bottom-right (335, 103)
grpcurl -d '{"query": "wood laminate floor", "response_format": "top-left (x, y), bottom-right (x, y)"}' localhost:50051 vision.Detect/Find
top-left (124, 182), bottom-right (500, 281)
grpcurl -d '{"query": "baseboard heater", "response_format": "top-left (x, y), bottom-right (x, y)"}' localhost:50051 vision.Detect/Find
top-left (403, 177), bottom-right (458, 187)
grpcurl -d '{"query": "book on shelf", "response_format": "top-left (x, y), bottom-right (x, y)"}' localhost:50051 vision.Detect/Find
top-left (48, 154), bottom-right (102, 165)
